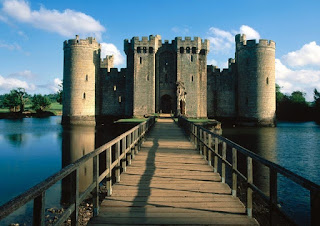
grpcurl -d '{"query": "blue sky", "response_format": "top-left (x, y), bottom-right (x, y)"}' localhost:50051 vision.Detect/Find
top-left (0, 0), bottom-right (320, 100)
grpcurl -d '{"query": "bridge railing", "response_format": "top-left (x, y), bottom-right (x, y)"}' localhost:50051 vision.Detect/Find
top-left (0, 117), bottom-right (155, 225)
top-left (178, 116), bottom-right (320, 225)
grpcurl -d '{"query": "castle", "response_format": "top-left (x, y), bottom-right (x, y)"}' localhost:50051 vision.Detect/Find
top-left (62, 34), bottom-right (276, 126)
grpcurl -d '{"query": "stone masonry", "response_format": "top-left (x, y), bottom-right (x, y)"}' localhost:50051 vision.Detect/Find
top-left (62, 34), bottom-right (276, 126)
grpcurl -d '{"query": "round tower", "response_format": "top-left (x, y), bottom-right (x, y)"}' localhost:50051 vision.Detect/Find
top-left (235, 34), bottom-right (276, 126)
top-left (62, 35), bottom-right (101, 125)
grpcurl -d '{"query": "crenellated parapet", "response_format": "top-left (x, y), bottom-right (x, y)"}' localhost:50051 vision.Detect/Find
top-left (124, 35), bottom-right (162, 54)
top-left (235, 34), bottom-right (275, 51)
top-left (64, 35), bottom-right (100, 50)
top-left (175, 37), bottom-right (209, 54)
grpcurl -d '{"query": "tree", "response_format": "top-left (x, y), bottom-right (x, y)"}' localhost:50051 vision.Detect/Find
top-left (13, 88), bottom-right (28, 113)
top-left (31, 94), bottom-right (51, 113)
top-left (2, 91), bottom-right (21, 112)
top-left (56, 82), bottom-right (63, 104)
top-left (314, 88), bottom-right (320, 123)
top-left (1, 88), bottom-right (28, 113)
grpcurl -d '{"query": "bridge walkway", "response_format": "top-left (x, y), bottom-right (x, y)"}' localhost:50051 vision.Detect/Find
top-left (88, 117), bottom-right (258, 225)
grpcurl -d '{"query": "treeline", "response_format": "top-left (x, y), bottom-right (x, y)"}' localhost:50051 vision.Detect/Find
top-left (0, 88), bottom-right (62, 113)
top-left (276, 84), bottom-right (320, 122)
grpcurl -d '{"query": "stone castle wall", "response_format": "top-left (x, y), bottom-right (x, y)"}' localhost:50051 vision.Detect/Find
top-left (236, 34), bottom-right (276, 125)
top-left (62, 36), bottom-right (100, 125)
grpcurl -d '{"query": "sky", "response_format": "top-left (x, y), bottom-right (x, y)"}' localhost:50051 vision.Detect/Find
top-left (0, 0), bottom-right (320, 101)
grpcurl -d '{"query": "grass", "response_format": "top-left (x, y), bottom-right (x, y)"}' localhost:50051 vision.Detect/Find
top-left (187, 118), bottom-right (213, 123)
top-left (0, 102), bottom-right (62, 115)
top-left (116, 118), bottom-right (148, 123)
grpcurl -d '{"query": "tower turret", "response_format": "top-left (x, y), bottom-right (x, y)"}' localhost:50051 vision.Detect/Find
top-left (124, 35), bottom-right (162, 116)
top-left (62, 35), bottom-right (101, 125)
top-left (175, 37), bottom-right (209, 117)
top-left (235, 34), bottom-right (276, 126)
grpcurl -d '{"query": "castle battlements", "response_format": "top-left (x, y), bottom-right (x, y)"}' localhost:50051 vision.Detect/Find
top-left (236, 34), bottom-right (275, 50)
top-left (63, 35), bottom-right (100, 49)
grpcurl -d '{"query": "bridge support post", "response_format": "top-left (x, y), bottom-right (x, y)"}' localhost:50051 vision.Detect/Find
top-left (269, 168), bottom-right (278, 225)
top-left (33, 191), bottom-right (45, 226)
top-left (214, 138), bottom-right (219, 173)
top-left (106, 147), bottom-right (112, 196)
top-left (232, 148), bottom-right (237, 197)
top-left (208, 134), bottom-right (212, 166)
top-left (131, 132), bottom-right (135, 160)
top-left (222, 142), bottom-right (226, 183)
top-left (127, 135), bottom-right (132, 166)
top-left (115, 141), bottom-right (121, 183)
top-left (247, 157), bottom-right (253, 217)
top-left (93, 155), bottom-right (99, 216)
top-left (311, 190), bottom-right (320, 225)
top-left (122, 138), bottom-right (127, 172)
top-left (199, 128), bottom-right (203, 155)
top-left (71, 169), bottom-right (79, 224)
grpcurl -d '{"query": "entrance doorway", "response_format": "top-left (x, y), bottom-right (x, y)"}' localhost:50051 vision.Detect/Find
top-left (160, 95), bottom-right (172, 113)
top-left (180, 100), bottom-right (186, 115)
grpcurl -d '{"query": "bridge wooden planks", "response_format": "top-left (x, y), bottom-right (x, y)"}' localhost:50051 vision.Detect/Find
top-left (88, 118), bottom-right (258, 225)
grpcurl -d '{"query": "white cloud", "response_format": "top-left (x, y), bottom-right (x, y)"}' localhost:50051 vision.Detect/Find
top-left (0, 75), bottom-right (36, 92)
top-left (282, 41), bottom-right (320, 68)
top-left (2, 0), bottom-right (105, 39)
top-left (100, 42), bottom-right (125, 66)
top-left (207, 59), bottom-right (218, 66)
top-left (0, 40), bottom-right (21, 50)
top-left (239, 25), bottom-right (260, 40)
top-left (171, 26), bottom-right (190, 35)
top-left (276, 58), bottom-right (320, 100)
top-left (8, 70), bottom-right (36, 79)
top-left (207, 25), bottom-right (260, 53)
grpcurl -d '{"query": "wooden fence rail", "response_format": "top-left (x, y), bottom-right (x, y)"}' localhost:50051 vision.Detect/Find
top-left (178, 116), bottom-right (320, 225)
top-left (0, 117), bottom-right (155, 225)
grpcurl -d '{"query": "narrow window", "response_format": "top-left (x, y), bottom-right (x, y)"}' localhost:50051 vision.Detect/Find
top-left (137, 47), bottom-right (141, 53)
top-left (118, 96), bottom-right (122, 103)
top-left (165, 61), bottom-right (168, 66)
top-left (266, 77), bottom-right (269, 85)
top-left (140, 57), bottom-right (142, 64)
top-left (180, 47), bottom-right (184, 53)
top-left (143, 47), bottom-right (147, 53)
top-left (191, 75), bottom-right (194, 82)
top-left (83, 92), bottom-right (86, 99)
top-left (113, 85), bottom-right (117, 91)
top-left (192, 47), bottom-right (196, 54)
top-left (85, 74), bottom-right (88, 81)
top-left (191, 55), bottom-right (193, 62)
top-left (186, 47), bottom-right (190, 53)
top-left (149, 47), bottom-right (153, 53)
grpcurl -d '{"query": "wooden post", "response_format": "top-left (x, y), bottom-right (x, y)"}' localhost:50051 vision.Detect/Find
top-left (208, 134), bottom-right (212, 166)
top-left (311, 190), bottom-right (320, 225)
top-left (115, 141), bottom-right (121, 183)
top-left (106, 147), bottom-right (112, 196)
top-left (214, 138), bottom-right (219, 173)
top-left (71, 169), bottom-right (79, 225)
top-left (269, 168), bottom-right (278, 225)
top-left (93, 155), bottom-right (99, 216)
top-left (203, 131), bottom-right (207, 160)
top-left (247, 157), bottom-right (253, 217)
top-left (33, 192), bottom-right (45, 226)
top-left (131, 132), bottom-right (135, 160)
top-left (194, 126), bottom-right (198, 150)
top-left (134, 130), bottom-right (139, 154)
top-left (222, 142), bottom-right (226, 183)
top-left (122, 138), bottom-right (127, 172)
top-left (199, 128), bottom-right (203, 155)
top-left (127, 135), bottom-right (132, 166)
top-left (232, 148), bottom-right (237, 197)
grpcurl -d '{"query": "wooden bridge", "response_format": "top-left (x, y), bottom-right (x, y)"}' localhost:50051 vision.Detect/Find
top-left (0, 116), bottom-right (319, 225)
top-left (88, 117), bottom-right (258, 225)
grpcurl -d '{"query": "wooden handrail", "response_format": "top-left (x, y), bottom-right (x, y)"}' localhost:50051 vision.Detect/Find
top-left (178, 116), bottom-right (320, 225)
top-left (0, 117), bottom-right (155, 224)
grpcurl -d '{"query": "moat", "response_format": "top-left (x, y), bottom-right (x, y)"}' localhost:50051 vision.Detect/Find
top-left (0, 116), bottom-right (319, 225)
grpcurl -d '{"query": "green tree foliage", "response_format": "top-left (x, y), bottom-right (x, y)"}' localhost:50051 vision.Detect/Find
top-left (13, 88), bottom-right (28, 113)
top-left (31, 94), bottom-right (51, 113)
top-left (56, 82), bottom-right (63, 104)
top-left (276, 86), bottom-right (311, 121)
top-left (2, 90), bottom-right (21, 112)
top-left (314, 89), bottom-right (320, 123)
